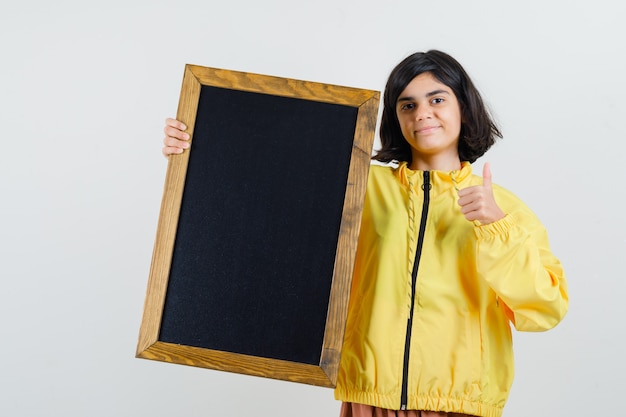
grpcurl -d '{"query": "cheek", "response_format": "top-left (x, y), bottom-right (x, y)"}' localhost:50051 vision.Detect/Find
top-left (445, 110), bottom-right (463, 136)
top-left (453, 107), bottom-right (464, 128)
top-left (397, 116), bottom-right (412, 135)
top-left (398, 123), bottom-right (413, 141)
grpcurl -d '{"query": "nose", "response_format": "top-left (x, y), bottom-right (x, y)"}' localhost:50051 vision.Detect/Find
top-left (415, 104), bottom-right (432, 120)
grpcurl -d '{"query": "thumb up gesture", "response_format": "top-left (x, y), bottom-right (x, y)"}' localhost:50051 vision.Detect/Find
top-left (457, 163), bottom-right (506, 225)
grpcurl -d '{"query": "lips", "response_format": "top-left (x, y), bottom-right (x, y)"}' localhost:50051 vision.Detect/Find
top-left (416, 125), bottom-right (440, 134)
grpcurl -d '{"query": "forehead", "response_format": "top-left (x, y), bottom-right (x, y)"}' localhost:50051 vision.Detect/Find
top-left (398, 72), bottom-right (454, 99)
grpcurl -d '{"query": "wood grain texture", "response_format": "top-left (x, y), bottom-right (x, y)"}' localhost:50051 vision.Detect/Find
top-left (138, 342), bottom-right (334, 387)
top-left (187, 64), bottom-right (377, 106)
top-left (319, 94), bottom-right (380, 385)
top-left (136, 68), bottom-right (201, 354)
top-left (137, 64), bottom-right (380, 388)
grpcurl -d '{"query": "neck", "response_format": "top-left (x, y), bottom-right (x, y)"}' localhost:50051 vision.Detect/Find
top-left (409, 152), bottom-right (462, 172)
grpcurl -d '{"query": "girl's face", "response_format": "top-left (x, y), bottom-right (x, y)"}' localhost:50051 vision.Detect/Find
top-left (395, 72), bottom-right (462, 170)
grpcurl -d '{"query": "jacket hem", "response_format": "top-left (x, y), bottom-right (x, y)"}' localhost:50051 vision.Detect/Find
top-left (334, 389), bottom-right (504, 417)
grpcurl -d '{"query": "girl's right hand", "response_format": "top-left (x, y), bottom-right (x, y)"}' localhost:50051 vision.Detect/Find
top-left (162, 118), bottom-right (190, 157)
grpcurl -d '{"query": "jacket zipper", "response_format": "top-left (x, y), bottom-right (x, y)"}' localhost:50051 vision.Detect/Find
top-left (400, 171), bottom-right (431, 410)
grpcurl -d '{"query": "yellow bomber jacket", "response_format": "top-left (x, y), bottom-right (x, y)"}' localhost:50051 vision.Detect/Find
top-left (334, 161), bottom-right (568, 417)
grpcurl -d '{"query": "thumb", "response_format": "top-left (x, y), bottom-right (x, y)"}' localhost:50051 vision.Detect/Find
top-left (482, 162), bottom-right (493, 188)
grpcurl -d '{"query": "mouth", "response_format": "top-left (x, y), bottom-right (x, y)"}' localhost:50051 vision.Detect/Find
top-left (415, 125), bottom-right (440, 135)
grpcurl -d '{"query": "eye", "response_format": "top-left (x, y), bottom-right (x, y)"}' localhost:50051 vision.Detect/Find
top-left (431, 97), bottom-right (445, 105)
top-left (399, 102), bottom-right (415, 111)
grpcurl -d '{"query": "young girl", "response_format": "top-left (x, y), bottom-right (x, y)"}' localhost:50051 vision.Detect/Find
top-left (161, 50), bottom-right (568, 417)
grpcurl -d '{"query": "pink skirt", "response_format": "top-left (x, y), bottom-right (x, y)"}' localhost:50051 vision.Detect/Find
top-left (339, 403), bottom-right (475, 417)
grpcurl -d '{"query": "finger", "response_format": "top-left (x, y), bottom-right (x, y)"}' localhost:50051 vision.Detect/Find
top-left (457, 192), bottom-right (474, 206)
top-left (163, 136), bottom-right (190, 149)
top-left (165, 118), bottom-right (187, 131)
top-left (482, 162), bottom-right (492, 188)
top-left (164, 119), bottom-right (190, 141)
top-left (164, 125), bottom-right (190, 141)
top-left (459, 195), bottom-right (486, 213)
top-left (162, 146), bottom-right (185, 157)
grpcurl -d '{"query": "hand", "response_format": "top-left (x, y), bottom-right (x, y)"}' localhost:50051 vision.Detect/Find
top-left (162, 118), bottom-right (190, 157)
top-left (457, 163), bottom-right (506, 225)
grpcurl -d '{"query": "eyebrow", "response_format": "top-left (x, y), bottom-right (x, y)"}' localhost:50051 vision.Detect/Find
top-left (397, 89), bottom-right (451, 102)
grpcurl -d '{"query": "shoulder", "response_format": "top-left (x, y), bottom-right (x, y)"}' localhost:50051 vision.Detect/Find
top-left (368, 162), bottom-right (409, 188)
top-left (489, 182), bottom-right (544, 227)
top-left (369, 161), bottom-right (397, 173)
top-left (368, 162), bottom-right (399, 182)
top-left (491, 181), bottom-right (527, 210)
top-left (363, 162), bottom-right (403, 201)
top-left (491, 182), bottom-right (522, 203)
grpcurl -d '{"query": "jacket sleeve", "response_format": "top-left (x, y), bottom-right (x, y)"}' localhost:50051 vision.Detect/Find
top-left (474, 197), bottom-right (569, 332)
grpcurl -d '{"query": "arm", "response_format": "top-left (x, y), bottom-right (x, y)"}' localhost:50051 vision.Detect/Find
top-left (458, 163), bottom-right (568, 331)
top-left (473, 196), bottom-right (569, 332)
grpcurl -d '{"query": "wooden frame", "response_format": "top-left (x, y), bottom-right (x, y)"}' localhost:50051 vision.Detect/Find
top-left (136, 64), bottom-right (379, 388)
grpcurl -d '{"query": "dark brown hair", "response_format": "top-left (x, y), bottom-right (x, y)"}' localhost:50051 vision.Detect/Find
top-left (374, 50), bottom-right (502, 164)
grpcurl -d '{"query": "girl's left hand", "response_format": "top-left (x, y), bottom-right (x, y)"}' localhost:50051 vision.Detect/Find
top-left (457, 162), bottom-right (506, 225)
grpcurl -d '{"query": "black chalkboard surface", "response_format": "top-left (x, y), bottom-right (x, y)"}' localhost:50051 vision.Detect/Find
top-left (137, 65), bottom-right (379, 387)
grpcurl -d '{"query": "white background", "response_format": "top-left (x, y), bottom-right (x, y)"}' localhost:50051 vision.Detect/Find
top-left (1, 1), bottom-right (624, 415)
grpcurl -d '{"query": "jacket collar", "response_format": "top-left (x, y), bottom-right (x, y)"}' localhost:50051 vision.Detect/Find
top-left (395, 161), bottom-right (473, 192)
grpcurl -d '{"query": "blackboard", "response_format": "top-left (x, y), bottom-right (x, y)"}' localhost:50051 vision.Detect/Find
top-left (137, 65), bottom-right (379, 388)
